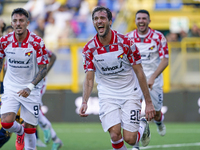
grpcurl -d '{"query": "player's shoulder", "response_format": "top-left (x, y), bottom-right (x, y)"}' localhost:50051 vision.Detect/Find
top-left (126, 29), bottom-right (136, 37)
top-left (115, 30), bottom-right (127, 38)
top-left (29, 31), bottom-right (43, 43)
top-left (83, 35), bottom-right (97, 52)
top-left (0, 32), bottom-right (13, 42)
top-left (151, 28), bottom-right (165, 37)
top-left (114, 30), bottom-right (132, 44)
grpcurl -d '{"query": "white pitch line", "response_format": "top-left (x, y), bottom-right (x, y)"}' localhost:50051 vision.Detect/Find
top-left (138, 142), bottom-right (200, 149)
top-left (120, 142), bottom-right (200, 150)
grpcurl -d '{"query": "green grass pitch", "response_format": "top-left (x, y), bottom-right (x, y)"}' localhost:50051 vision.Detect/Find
top-left (2, 122), bottom-right (200, 150)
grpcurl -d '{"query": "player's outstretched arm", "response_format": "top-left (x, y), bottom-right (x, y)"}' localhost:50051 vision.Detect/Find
top-left (132, 64), bottom-right (156, 121)
top-left (79, 71), bottom-right (94, 117)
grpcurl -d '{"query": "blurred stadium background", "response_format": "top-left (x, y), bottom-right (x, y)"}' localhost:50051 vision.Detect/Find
top-left (0, 0), bottom-right (200, 123)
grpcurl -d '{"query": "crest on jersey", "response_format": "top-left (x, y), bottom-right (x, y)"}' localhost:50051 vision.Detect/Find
top-left (117, 52), bottom-right (124, 59)
top-left (149, 45), bottom-right (155, 50)
top-left (25, 51), bottom-right (33, 57)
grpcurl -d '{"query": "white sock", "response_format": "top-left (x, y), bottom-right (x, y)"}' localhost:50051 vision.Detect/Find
top-left (38, 110), bottom-right (50, 129)
top-left (132, 121), bottom-right (146, 147)
top-left (52, 136), bottom-right (61, 143)
top-left (24, 133), bottom-right (36, 150)
top-left (6, 121), bottom-right (24, 135)
top-left (38, 110), bottom-right (57, 139)
top-left (111, 138), bottom-right (127, 150)
top-left (50, 127), bottom-right (56, 139)
top-left (139, 120), bottom-right (146, 138)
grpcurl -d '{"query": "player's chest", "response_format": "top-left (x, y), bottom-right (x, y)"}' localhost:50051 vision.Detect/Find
top-left (5, 47), bottom-right (35, 62)
top-left (93, 49), bottom-right (126, 66)
top-left (134, 38), bottom-right (158, 53)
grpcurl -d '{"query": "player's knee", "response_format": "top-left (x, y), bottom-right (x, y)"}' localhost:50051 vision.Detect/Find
top-left (24, 128), bottom-right (36, 134)
top-left (110, 133), bottom-right (122, 141)
top-left (1, 122), bottom-right (14, 129)
top-left (124, 136), bottom-right (136, 146)
top-left (123, 133), bottom-right (137, 146)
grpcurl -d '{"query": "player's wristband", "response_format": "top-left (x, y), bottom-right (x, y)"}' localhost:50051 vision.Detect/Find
top-left (27, 83), bottom-right (35, 91)
top-left (82, 101), bottom-right (87, 104)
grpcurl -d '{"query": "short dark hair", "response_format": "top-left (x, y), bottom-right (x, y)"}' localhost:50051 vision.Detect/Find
top-left (5, 25), bottom-right (13, 32)
top-left (11, 8), bottom-right (29, 19)
top-left (92, 6), bottom-right (112, 21)
top-left (136, 9), bottom-right (150, 18)
top-left (2, 22), bottom-right (6, 33)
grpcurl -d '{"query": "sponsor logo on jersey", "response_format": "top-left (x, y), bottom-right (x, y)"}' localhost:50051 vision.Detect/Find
top-left (101, 62), bottom-right (123, 73)
top-left (149, 45), bottom-right (155, 50)
top-left (141, 53), bottom-right (150, 61)
top-left (94, 58), bottom-right (104, 62)
top-left (6, 51), bottom-right (15, 54)
top-left (102, 65), bottom-right (119, 71)
top-left (8, 58), bottom-right (30, 64)
top-left (25, 51), bottom-right (32, 57)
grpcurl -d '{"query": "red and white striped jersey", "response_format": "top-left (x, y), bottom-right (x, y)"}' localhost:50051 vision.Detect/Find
top-left (0, 30), bottom-right (49, 95)
top-left (126, 28), bottom-right (168, 88)
top-left (82, 30), bottom-right (142, 100)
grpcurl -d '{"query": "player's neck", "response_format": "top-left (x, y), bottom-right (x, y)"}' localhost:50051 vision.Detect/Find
top-left (138, 28), bottom-right (150, 37)
top-left (98, 30), bottom-right (112, 46)
top-left (15, 30), bottom-right (28, 42)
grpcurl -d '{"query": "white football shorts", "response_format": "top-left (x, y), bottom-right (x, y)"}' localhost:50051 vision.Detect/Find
top-left (99, 99), bottom-right (141, 132)
top-left (1, 92), bottom-right (40, 126)
top-left (149, 87), bottom-right (163, 111)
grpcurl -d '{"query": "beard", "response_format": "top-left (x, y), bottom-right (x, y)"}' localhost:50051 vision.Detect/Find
top-left (96, 24), bottom-right (110, 38)
top-left (16, 32), bottom-right (23, 36)
top-left (15, 27), bottom-right (25, 36)
top-left (137, 24), bottom-right (149, 34)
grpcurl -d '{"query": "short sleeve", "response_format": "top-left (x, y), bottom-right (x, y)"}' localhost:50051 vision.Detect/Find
top-left (159, 33), bottom-right (168, 59)
top-left (36, 39), bottom-right (49, 65)
top-left (0, 39), bottom-right (6, 59)
top-left (127, 41), bottom-right (142, 65)
top-left (82, 45), bottom-right (95, 72)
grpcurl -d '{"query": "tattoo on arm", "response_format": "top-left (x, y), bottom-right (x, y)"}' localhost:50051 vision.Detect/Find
top-left (46, 53), bottom-right (56, 74)
top-left (32, 64), bottom-right (47, 85)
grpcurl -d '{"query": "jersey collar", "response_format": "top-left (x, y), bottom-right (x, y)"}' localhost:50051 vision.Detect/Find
top-left (136, 28), bottom-right (152, 38)
top-left (13, 29), bottom-right (30, 43)
top-left (94, 29), bottom-right (115, 47)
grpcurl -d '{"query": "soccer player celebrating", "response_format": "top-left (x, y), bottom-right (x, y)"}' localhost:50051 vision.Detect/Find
top-left (79, 6), bottom-right (155, 150)
top-left (126, 9), bottom-right (169, 150)
top-left (0, 8), bottom-right (48, 150)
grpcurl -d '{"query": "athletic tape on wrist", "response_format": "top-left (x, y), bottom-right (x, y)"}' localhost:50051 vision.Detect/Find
top-left (27, 83), bottom-right (35, 91)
